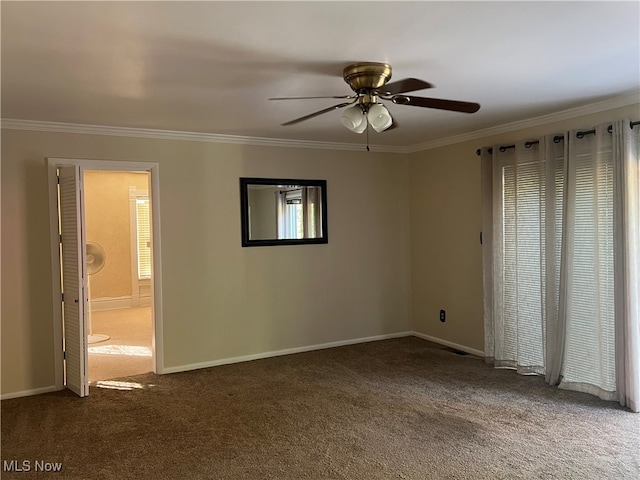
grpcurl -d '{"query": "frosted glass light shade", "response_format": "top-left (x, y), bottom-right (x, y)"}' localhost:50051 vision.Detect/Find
top-left (367, 104), bottom-right (392, 132)
top-left (341, 105), bottom-right (366, 133)
top-left (351, 116), bottom-right (367, 133)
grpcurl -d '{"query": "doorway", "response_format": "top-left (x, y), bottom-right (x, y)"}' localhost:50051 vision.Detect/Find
top-left (83, 170), bottom-right (153, 383)
top-left (47, 159), bottom-right (164, 397)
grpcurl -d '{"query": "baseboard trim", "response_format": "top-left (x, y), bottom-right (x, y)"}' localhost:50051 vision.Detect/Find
top-left (411, 332), bottom-right (485, 357)
top-left (139, 295), bottom-right (152, 307)
top-left (1, 384), bottom-right (61, 400)
top-left (90, 296), bottom-right (133, 311)
top-left (162, 331), bottom-right (414, 374)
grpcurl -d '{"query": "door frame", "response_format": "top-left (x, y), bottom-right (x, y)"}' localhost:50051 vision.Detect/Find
top-left (47, 158), bottom-right (165, 391)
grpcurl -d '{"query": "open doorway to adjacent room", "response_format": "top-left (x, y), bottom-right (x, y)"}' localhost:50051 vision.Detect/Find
top-left (83, 170), bottom-right (154, 383)
top-left (50, 158), bottom-right (163, 397)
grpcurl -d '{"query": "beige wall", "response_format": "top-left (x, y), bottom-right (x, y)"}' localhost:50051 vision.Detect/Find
top-left (84, 170), bottom-right (150, 298)
top-left (2, 102), bottom-right (637, 396)
top-left (0, 130), bottom-right (411, 395)
top-left (408, 103), bottom-right (640, 352)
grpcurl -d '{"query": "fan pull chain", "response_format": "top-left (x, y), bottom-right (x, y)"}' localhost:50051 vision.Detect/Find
top-left (366, 123), bottom-right (370, 152)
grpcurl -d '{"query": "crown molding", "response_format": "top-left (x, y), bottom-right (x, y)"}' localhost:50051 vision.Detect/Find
top-left (406, 90), bottom-right (640, 153)
top-left (2, 91), bottom-right (636, 154)
top-left (0, 118), bottom-right (407, 154)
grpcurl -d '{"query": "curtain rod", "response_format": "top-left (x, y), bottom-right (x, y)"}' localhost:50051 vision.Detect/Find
top-left (475, 120), bottom-right (640, 155)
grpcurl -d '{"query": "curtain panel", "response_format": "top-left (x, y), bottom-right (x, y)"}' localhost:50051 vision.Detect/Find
top-left (302, 186), bottom-right (322, 238)
top-left (275, 190), bottom-right (286, 239)
top-left (481, 120), bottom-right (639, 411)
top-left (275, 187), bottom-right (322, 240)
top-left (613, 120), bottom-right (640, 412)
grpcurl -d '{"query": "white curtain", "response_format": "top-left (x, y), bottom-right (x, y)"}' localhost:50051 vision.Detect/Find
top-left (482, 120), bottom-right (640, 411)
top-left (613, 120), bottom-right (640, 412)
top-left (557, 124), bottom-right (616, 399)
top-left (275, 190), bottom-right (286, 239)
top-left (302, 186), bottom-right (322, 238)
top-left (276, 187), bottom-right (322, 239)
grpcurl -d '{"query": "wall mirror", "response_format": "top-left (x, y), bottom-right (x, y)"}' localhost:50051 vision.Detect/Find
top-left (240, 177), bottom-right (328, 247)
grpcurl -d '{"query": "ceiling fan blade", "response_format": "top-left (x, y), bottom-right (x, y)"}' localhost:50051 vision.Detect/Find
top-left (378, 78), bottom-right (433, 95)
top-left (281, 101), bottom-right (354, 126)
top-left (392, 95), bottom-right (480, 113)
top-left (270, 95), bottom-right (355, 100)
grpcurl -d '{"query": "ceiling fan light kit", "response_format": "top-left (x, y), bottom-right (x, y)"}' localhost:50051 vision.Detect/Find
top-left (340, 105), bottom-right (366, 132)
top-left (340, 103), bottom-right (393, 134)
top-left (270, 62), bottom-right (481, 134)
top-left (367, 103), bottom-right (393, 132)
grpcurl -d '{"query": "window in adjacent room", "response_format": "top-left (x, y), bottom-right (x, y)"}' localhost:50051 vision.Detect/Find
top-left (135, 196), bottom-right (151, 280)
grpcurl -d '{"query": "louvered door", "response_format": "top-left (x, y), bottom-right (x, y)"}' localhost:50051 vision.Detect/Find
top-left (59, 166), bottom-right (89, 397)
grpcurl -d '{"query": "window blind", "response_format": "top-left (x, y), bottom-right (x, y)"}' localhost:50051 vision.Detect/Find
top-left (136, 198), bottom-right (151, 280)
top-left (560, 133), bottom-right (616, 395)
top-left (495, 144), bottom-right (546, 374)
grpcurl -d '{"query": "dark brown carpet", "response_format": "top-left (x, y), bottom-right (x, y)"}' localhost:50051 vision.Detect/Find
top-left (2, 337), bottom-right (639, 479)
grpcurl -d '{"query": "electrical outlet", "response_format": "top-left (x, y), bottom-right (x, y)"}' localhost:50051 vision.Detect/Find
top-left (439, 310), bottom-right (446, 322)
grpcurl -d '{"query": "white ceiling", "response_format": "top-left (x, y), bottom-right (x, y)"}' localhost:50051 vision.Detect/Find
top-left (2, 1), bottom-right (639, 149)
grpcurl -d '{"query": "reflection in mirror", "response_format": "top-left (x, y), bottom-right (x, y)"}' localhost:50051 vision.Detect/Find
top-left (240, 178), bottom-right (328, 247)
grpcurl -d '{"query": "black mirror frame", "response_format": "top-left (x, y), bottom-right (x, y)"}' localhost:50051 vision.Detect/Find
top-left (240, 177), bottom-right (329, 247)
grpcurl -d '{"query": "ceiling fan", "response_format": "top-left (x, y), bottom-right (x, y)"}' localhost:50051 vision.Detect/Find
top-left (270, 62), bottom-right (480, 133)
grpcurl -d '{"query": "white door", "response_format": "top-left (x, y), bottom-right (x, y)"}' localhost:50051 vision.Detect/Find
top-left (59, 166), bottom-right (89, 397)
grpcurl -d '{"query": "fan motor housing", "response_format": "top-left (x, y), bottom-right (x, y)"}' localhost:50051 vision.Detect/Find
top-left (343, 62), bottom-right (392, 92)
